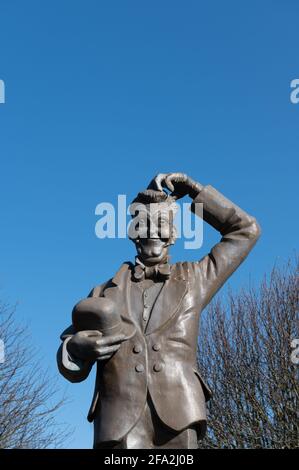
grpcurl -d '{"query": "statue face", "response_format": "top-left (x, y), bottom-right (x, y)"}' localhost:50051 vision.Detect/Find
top-left (132, 203), bottom-right (174, 266)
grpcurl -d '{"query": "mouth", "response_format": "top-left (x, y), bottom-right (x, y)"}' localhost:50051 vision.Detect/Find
top-left (137, 238), bottom-right (168, 261)
top-left (140, 238), bottom-right (166, 246)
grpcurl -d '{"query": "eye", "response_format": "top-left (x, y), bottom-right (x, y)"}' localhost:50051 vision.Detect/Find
top-left (135, 217), bottom-right (148, 237)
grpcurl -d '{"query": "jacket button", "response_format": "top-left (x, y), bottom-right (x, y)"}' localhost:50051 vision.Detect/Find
top-left (133, 344), bottom-right (142, 354)
top-left (152, 343), bottom-right (161, 351)
top-left (135, 364), bottom-right (144, 373)
top-left (153, 363), bottom-right (162, 372)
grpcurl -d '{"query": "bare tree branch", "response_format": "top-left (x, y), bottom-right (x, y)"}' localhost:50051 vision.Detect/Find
top-left (198, 257), bottom-right (299, 448)
top-left (0, 302), bottom-right (71, 448)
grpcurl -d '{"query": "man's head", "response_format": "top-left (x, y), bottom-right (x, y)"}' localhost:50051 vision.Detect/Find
top-left (129, 189), bottom-right (178, 266)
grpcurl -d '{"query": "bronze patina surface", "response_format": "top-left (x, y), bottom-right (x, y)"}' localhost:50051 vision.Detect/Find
top-left (57, 172), bottom-right (261, 449)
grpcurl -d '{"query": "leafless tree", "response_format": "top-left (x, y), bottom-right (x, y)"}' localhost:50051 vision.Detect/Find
top-left (198, 257), bottom-right (299, 448)
top-left (0, 303), bottom-right (69, 448)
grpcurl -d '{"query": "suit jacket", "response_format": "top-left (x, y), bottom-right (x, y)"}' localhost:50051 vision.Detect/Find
top-left (57, 185), bottom-right (261, 446)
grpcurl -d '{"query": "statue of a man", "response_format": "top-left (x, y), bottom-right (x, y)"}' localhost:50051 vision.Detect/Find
top-left (57, 172), bottom-right (261, 449)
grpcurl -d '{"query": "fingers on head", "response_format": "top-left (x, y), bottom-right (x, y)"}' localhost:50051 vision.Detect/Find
top-left (153, 173), bottom-right (167, 191)
top-left (157, 172), bottom-right (186, 192)
top-left (165, 176), bottom-right (175, 192)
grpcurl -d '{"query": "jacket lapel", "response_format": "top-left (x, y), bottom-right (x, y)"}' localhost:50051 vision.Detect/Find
top-left (145, 265), bottom-right (187, 335)
top-left (103, 262), bottom-right (137, 328)
top-left (103, 262), bottom-right (188, 336)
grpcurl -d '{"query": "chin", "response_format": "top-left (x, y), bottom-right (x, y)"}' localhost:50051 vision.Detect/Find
top-left (141, 254), bottom-right (165, 265)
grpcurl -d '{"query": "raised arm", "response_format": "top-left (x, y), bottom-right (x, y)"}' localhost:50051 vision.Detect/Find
top-left (191, 183), bottom-right (261, 307)
top-left (148, 173), bottom-right (261, 307)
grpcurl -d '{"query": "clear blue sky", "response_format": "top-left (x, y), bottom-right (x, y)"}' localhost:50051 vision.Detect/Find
top-left (0, 1), bottom-right (298, 448)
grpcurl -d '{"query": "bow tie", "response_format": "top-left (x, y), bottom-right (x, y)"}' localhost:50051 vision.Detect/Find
top-left (133, 259), bottom-right (171, 282)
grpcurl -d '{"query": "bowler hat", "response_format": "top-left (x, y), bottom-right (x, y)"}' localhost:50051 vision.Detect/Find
top-left (72, 296), bottom-right (135, 340)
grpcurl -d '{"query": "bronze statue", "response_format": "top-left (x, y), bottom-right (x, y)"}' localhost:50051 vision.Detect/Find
top-left (57, 172), bottom-right (261, 449)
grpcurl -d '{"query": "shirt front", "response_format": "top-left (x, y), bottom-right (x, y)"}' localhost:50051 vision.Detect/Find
top-left (131, 277), bottom-right (164, 332)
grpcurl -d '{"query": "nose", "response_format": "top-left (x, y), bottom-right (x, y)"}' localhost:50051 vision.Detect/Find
top-left (147, 222), bottom-right (160, 238)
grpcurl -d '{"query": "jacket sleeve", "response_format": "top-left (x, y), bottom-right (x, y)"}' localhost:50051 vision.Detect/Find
top-left (56, 285), bottom-right (104, 383)
top-left (190, 185), bottom-right (261, 308)
top-left (57, 331), bottom-right (94, 383)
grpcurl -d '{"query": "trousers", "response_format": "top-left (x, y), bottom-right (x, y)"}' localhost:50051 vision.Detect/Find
top-left (96, 393), bottom-right (199, 449)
